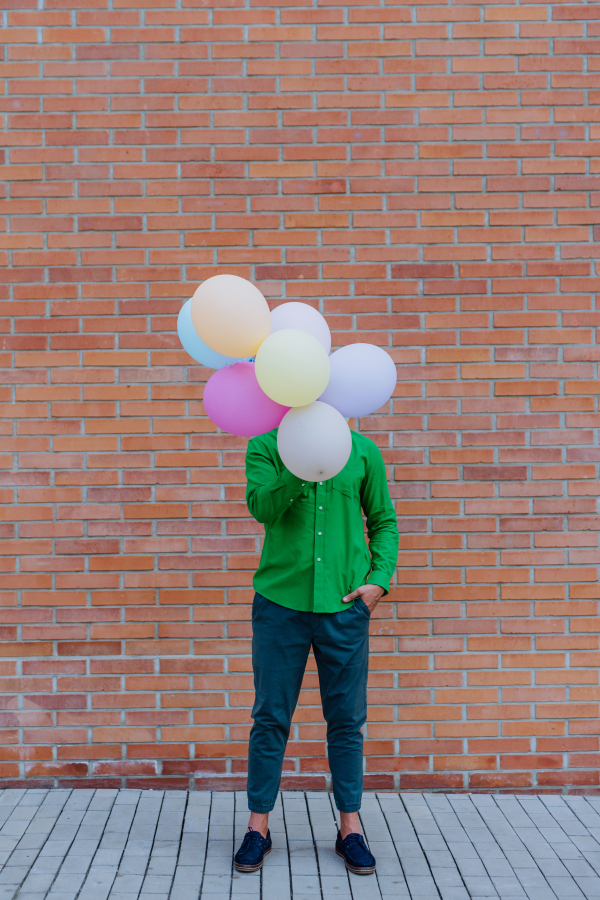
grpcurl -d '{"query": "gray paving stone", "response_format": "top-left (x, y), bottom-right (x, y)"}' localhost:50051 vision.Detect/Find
top-left (201, 874), bottom-right (231, 893)
top-left (140, 874), bottom-right (173, 892)
top-left (14, 894), bottom-right (49, 900)
top-left (194, 895), bottom-right (230, 900)
top-left (0, 868), bottom-right (27, 884)
top-left (173, 882), bottom-right (206, 900)
top-left (56, 854), bottom-right (94, 874)
top-left (16, 873), bottom-right (56, 893)
top-left (109, 873), bottom-right (144, 893)
top-left (169, 889), bottom-right (203, 900)
top-left (172, 865), bottom-right (203, 884)
top-left (49, 873), bottom-right (86, 893)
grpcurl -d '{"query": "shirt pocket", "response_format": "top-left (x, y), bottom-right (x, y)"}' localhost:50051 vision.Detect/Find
top-left (332, 469), bottom-right (359, 499)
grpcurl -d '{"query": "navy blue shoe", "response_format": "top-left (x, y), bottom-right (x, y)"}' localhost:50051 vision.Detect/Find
top-left (335, 830), bottom-right (376, 875)
top-left (234, 828), bottom-right (272, 873)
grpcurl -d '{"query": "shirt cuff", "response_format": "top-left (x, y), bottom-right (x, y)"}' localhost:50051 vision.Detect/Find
top-left (367, 570), bottom-right (390, 596)
top-left (279, 467), bottom-right (307, 495)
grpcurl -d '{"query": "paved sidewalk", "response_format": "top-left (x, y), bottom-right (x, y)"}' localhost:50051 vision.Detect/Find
top-left (1, 790), bottom-right (600, 899)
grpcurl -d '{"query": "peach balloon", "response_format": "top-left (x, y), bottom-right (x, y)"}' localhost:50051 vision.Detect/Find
top-left (190, 274), bottom-right (271, 359)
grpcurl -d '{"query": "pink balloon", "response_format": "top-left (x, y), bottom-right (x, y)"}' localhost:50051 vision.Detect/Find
top-left (203, 361), bottom-right (290, 437)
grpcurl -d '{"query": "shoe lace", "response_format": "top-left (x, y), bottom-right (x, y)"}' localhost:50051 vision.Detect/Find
top-left (344, 832), bottom-right (366, 846)
top-left (242, 827), bottom-right (264, 847)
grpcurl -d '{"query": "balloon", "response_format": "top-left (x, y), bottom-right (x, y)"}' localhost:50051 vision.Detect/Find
top-left (270, 302), bottom-right (331, 354)
top-left (277, 401), bottom-right (352, 481)
top-left (255, 328), bottom-right (330, 407)
top-left (203, 362), bottom-right (290, 438)
top-left (319, 343), bottom-right (397, 418)
top-left (190, 274), bottom-right (271, 358)
top-left (177, 299), bottom-right (248, 369)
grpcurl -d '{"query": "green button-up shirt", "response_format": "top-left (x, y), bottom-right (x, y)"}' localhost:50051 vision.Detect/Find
top-left (246, 428), bottom-right (399, 614)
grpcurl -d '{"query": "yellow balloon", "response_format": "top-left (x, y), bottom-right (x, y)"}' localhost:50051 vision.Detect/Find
top-left (255, 328), bottom-right (331, 407)
top-left (190, 274), bottom-right (271, 358)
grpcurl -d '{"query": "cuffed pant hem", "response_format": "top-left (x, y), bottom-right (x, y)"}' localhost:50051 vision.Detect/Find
top-left (334, 801), bottom-right (362, 813)
top-left (247, 801), bottom-right (276, 814)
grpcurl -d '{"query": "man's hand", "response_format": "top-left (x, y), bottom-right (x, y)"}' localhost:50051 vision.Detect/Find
top-left (342, 583), bottom-right (384, 614)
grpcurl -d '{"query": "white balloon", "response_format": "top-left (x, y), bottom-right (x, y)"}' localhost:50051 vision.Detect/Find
top-left (318, 343), bottom-right (397, 418)
top-left (277, 401), bottom-right (352, 482)
top-left (270, 302), bottom-right (331, 354)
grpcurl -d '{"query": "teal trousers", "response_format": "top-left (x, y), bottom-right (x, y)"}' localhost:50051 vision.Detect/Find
top-left (247, 592), bottom-right (370, 813)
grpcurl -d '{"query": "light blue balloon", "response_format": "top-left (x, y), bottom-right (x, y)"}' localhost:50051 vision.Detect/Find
top-left (177, 298), bottom-right (249, 368)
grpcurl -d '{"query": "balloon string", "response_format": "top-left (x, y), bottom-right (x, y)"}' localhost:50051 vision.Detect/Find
top-left (223, 357), bottom-right (254, 368)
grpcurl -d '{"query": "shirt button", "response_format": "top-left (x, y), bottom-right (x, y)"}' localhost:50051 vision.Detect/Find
top-left (317, 558), bottom-right (321, 561)
top-left (319, 506), bottom-right (322, 510)
top-left (318, 532), bottom-right (322, 535)
top-left (319, 481), bottom-right (323, 485)
top-left (302, 483), bottom-right (305, 486)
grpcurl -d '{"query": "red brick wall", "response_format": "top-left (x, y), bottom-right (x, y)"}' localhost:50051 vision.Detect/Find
top-left (2, 1), bottom-right (600, 793)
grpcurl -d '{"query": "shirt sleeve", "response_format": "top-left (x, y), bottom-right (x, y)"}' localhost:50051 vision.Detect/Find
top-left (360, 440), bottom-right (399, 596)
top-left (246, 436), bottom-right (307, 525)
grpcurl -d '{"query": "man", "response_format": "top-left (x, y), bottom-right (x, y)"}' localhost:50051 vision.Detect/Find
top-left (233, 425), bottom-right (399, 876)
